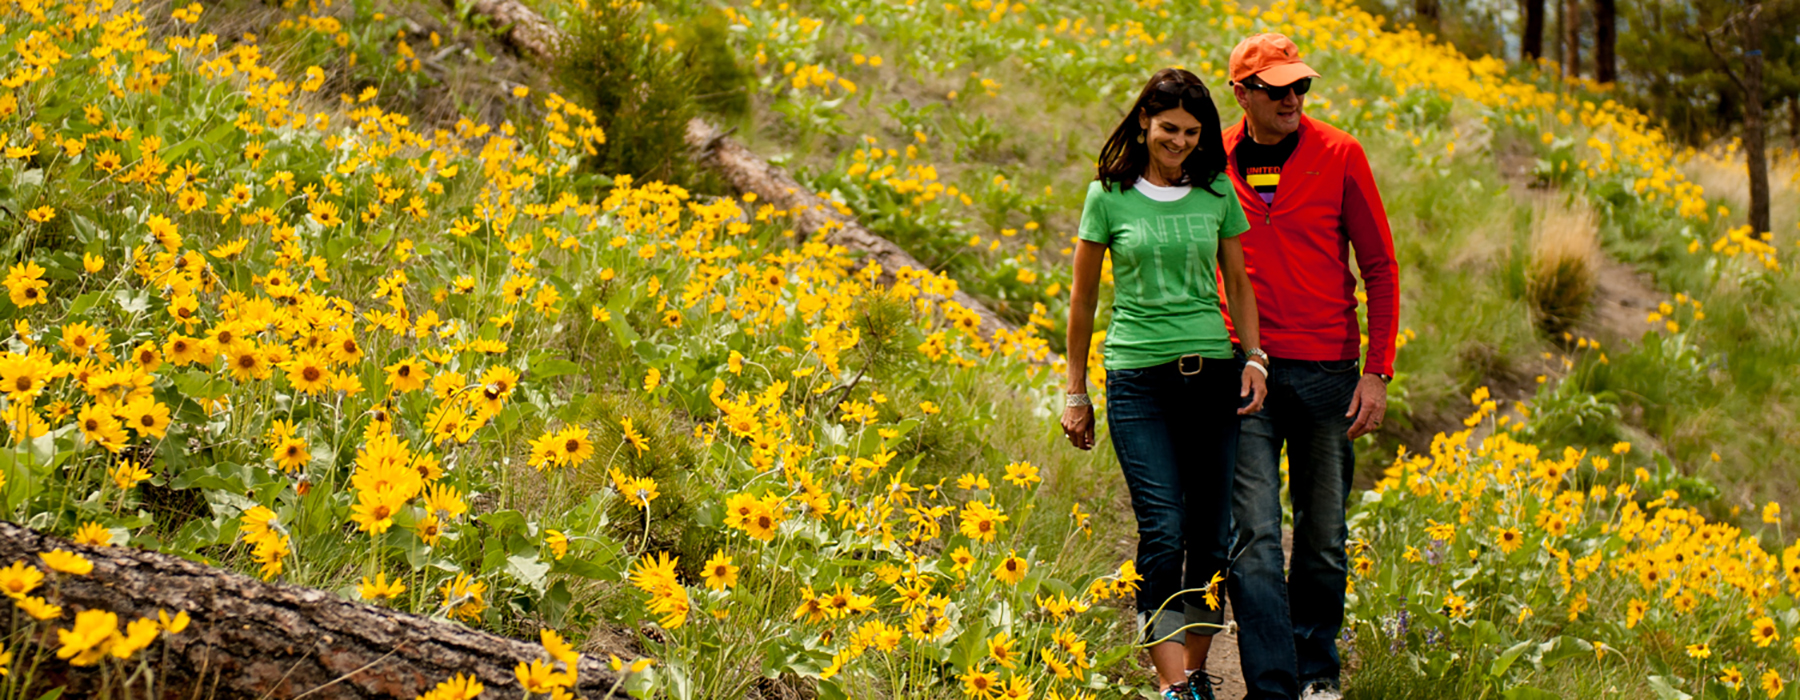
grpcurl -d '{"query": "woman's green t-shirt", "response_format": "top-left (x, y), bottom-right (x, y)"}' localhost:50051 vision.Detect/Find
top-left (1077, 175), bottom-right (1251, 370)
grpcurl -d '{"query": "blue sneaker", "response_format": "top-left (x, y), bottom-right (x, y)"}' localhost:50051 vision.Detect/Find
top-left (1185, 671), bottom-right (1222, 700)
top-left (1159, 676), bottom-right (1216, 698)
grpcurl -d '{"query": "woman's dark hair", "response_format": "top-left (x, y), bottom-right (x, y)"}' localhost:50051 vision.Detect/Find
top-left (1096, 68), bottom-right (1228, 196)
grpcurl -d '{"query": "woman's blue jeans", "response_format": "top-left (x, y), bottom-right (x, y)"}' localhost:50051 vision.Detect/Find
top-left (1227, 357), bottom-right (1361, 700)
top-left (1104, 355), bottom-right (1241, 646)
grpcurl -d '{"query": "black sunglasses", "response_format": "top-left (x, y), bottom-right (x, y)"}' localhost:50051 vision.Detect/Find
top-left (1239, 77), bottom-right (1312, 101)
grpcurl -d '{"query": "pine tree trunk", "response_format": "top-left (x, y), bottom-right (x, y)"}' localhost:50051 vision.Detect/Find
top-left (1563, 0), bottom-right (1582, 80)
top-left (0, 521), bottom-right (622, 698)
top-left (1523, 0), bottom-right (1547, 61)
top-left (1743, 12), bottom-right (1771, 234)
top-left (1414, 0), bottom-right (1441, 34)
top-left (1593, 0), bottom-right (1616, 83)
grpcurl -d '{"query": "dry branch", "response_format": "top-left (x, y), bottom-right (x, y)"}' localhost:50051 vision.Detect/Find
top-left (0, 521), bottom-right (618, 698)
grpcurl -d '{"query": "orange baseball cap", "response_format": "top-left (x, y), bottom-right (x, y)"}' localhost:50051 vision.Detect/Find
top-left (1228, 33), bottom-right (1321, 86)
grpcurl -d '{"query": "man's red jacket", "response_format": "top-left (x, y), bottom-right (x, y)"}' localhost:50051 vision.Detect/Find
top-left (1222, 114), bottom-right (1399, 377)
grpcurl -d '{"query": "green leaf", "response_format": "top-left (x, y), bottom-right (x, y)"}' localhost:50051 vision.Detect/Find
top-left (948, 619), bottom-right (990, 672)
top-left (506, 553), bottom-right (551, 594)
top-left (172, 370), bottom-right (230, 400)
top-left (1489, 640), bottom-right (1532, 679)
top-left (550, 555), bottom-right (616, 580)
top-left (814, 680), bottom-right (847, 700)
top-left (1502, 686), bottom-right (1559, 700)
top-left (478, 510), bottom-right (529, 536)
top-left (1645, 677), bottom-right (1692, 700)
top-left (530, 358), bottom-right (584, 380)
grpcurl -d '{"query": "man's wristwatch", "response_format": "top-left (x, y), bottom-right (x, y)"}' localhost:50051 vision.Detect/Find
top-left (1245, 347), bottom-right (1270, 363)
top-left (1369, 372), bottom-right (1392, 384)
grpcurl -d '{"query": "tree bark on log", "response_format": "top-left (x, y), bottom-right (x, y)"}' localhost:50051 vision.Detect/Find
top-left (0, 521), bottom-right (620, 698)
top-left (448, 0), bottom-right (1025, 346)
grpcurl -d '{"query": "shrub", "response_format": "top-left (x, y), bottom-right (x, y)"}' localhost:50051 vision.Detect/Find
top-left (1526, 202), bottom-right (1598, 338)
top-left (555, 2), bottom-right (701, 185)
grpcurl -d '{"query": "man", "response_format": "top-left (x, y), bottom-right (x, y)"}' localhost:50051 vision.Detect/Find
top-left (1219, 34), bottom-right (1399, 700)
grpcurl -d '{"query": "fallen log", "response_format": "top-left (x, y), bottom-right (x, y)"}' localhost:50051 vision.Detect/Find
top-left (0, 521), bottom-right (619, 698)
top-left (683, 119), bottom-right (1017, 341)
top-left (451, 0), bottom-right (1023, 345)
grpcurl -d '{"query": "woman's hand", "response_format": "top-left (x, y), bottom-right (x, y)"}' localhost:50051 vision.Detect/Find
top-left (1061, 403), bottom-right (1096, 450)
top-left (1238, 365), bottom-right (1268, 415)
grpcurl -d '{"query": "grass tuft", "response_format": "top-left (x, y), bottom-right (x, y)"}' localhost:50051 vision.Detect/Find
top-left (1526, 201), bottom-right (1598, 339)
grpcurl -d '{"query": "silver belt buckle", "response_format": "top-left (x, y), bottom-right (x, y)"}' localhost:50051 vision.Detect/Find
top-left (1178, 354), bottom-right (1203, 376)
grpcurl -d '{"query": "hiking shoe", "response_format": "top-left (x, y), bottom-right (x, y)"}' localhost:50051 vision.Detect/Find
top-left (1299, 680), bottom-right (1343, 700)
top-left (1186, 671), bottom-right (1222, 700)
top-left (1162, 678), bottom-right (1217, 700)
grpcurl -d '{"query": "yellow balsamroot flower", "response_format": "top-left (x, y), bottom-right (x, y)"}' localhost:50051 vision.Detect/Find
top-left (987, 631), bottom-right (1020, 670)
top-left (540, 628), bottom-right (578, 667)
top-left (424, 483), bottom-right (468, 519)
top-left (417, 673), bottom-right (484, 700)
top-left (350, 489), bottom-right (408, 536)
top-left (385, 357), bottom-right (429, 393)
top-left (158, 609), bottom-right (190, 633)
top-left (960, 668), bottom-right (1000, 698)
top-left (957, 500), bottom-right (1008, 543)
top-left (1625, 599), bottom-right (1647, 628)
top-left (0, 351), bottom-right (52, 402)
top-left (609, 468), bottom-right (660, 510)
top-left (41, 550), bottom-right (93, 576)
top-left (993, 552), bottom-right (1028, 586)
top-left (629, 552), bottom-right (689, 629)
top-left (1686, 643), bottom-right (1711, 659)
top-left (1002, 460), bottom-right (1041, 488)
top-left (416, 513), bottom-right (444, 547)
top-left (0, 561), bottom-right (43, 598)
top-left (116, 397), bottom-right (171, 439)
top-left (439, 572), bottom-right (488, 622)
top-left (110, 617), bottom-right (159, 660)
top-left (701, 551), bottom-right (738, 590)
top-left (56, 608), bottom-right (118, 665)
top-left (543, 530), bottom-right (568, 560)
top-left (1722, 666), bottom-right (1746, 689)
top-left (1764, 670), bottom-right (1784, 699)
top-left (620, 417), bottom-right (649, 456)
top-left (1765, 501), bottom-right (1782, 524)
top-left (284, 353), bottom-right (333, 395)
top-left (3, 261), bottom-right (48, 308)
top-left (17, 595), bottom-right (61, 620)
top-left (273, 436), bottom-right (310, 473)
top-left (72, 522), bottom-right (111, 547)
top-left (358, 572), bottom-right (407, 600)
top-left (1753, 616), bottom-right (1780, 647)
top-left (608, 655), bottom-right (655, 674)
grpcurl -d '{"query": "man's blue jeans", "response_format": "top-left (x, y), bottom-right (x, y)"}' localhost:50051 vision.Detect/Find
top-left (1228, 358), bottom-right (1360, 699)
top-left (1104, 356), bottom-right (1241, 646)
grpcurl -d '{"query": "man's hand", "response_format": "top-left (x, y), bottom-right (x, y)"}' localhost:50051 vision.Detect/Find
top-left (1345, 374), bottom-right (1388, 439)
top-left (1062, 404), bottom-right (1097, 450)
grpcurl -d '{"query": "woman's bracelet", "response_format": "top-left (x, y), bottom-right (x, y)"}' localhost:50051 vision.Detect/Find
top-left (1245, 360), bottom-right (1268, 378)
top-left (1064, 393), bottom-right (1093, 408)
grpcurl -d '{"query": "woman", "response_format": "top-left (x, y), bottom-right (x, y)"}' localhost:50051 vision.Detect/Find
top-left (1062, 67), bottom-right (1268, 700)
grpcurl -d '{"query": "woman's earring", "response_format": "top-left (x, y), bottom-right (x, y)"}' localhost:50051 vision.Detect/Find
top-left (1135, 133), bottom-right (1145, 144)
